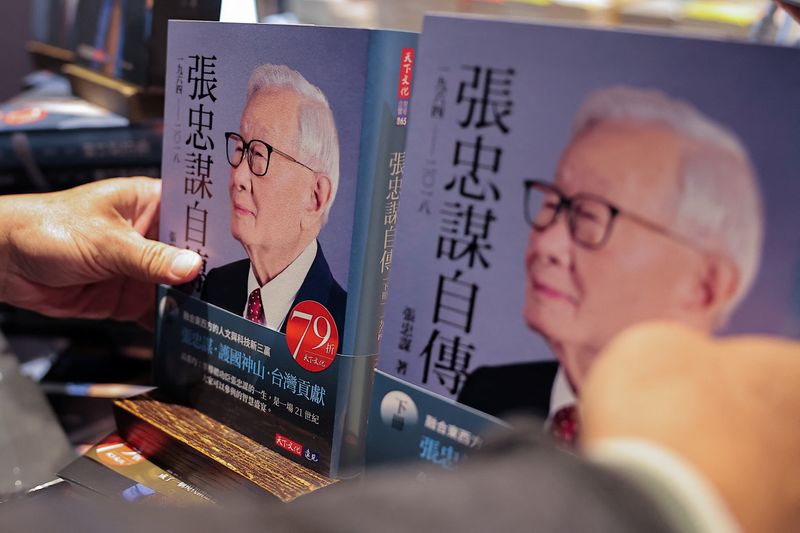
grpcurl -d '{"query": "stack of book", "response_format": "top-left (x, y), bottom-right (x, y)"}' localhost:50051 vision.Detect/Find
top-left (0, 73), bottom-right (162, 195)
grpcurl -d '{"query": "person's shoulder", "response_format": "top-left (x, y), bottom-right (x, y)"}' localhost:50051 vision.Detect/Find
top-left (328, 275), bottom-right (347, 305)
top-left (458, 360), bottom-right (559, 419)
top-left (326, 276), bottom-right (347, 330)
top-left (202, 258), bottom-right (250, 305)
top-left (206, 258), bottom-right (250, 279)
top-left (308, 243), bottom-right (348, 304)
top-left (292, 244), bottom-right (347, 333)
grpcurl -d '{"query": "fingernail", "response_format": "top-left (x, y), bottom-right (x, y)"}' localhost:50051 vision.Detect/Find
top-left (170, 250), bottom-right (201, 278)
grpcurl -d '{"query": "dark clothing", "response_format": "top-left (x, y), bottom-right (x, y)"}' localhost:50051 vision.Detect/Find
top-left (201, 244), bottom-right (347, 336)
top-left (458, 360), bottom-right (559, 419)
top-left (3, 419), bottom-right (678, 533)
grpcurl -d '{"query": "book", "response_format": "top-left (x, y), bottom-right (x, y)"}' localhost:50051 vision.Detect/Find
top-left (0, 79), bottom-right (127, 132)
top-left (0, 123), bottom-right (162, 169)
top-left (154, 21), bottom-right (417, 480)
top-left (0, 85), bottom-right (163, 175)
top-left (58, 432), bottom-right (212, 505)
top-left (112, 393), bottom-right (338, 502)
top-left (377, 15), bottom-right (800, 429)
top-left (365, 369), bottom-right (507, 472)
top-left (27, 0), bottom-right (80, 68)
top-left (67, 0), bottom-right (223, 87)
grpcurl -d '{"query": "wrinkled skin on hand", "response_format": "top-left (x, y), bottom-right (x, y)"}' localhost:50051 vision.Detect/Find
top-left (0, 177), bottom-right (201, 327)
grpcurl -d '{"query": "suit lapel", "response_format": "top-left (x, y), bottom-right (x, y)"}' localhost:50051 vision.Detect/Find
top-left (280, 244), bottom-right (333, 334)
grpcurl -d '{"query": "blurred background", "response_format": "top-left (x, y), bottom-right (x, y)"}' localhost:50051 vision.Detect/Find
top-left (1, 0), bottom-right (797, 102)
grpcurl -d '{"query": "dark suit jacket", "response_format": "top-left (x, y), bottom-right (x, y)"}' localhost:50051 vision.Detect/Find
top-left (200, 244), bottom-right (347, 336)
top-left (457, 360), bottom-right (560, 420)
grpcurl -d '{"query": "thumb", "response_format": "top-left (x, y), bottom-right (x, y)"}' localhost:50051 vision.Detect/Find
top-left (115, 232), bottom-right (203, 285)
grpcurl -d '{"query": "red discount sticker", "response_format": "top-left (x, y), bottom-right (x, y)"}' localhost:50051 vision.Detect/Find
top-left (285, 300), bottom-right (339, 373)
top-left (3, 107), bottom-right (47, 125)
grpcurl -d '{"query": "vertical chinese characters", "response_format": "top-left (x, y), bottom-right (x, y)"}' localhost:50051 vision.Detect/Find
top-left (396, 48), bottom-right (415, 126)
top-left (181, 54), bottom-right (219, 292)
top-left (419, 65), bottom-right (515, 395)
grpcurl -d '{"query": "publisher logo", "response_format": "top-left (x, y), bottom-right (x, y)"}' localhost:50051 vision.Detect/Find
top-left (275, 433), bottom-right (303, 456)
top-left (397, 48), bottom-right (415, 99)
top-left (395, 48), bottom-right (415, 127)
top-left (286, 300), bottom-right (339, 373)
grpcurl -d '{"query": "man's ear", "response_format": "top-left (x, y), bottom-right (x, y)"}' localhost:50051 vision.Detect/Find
top-left (695, 253), bottom-right (740, 318)
top-left (301, 173), bottom-right (332, 229)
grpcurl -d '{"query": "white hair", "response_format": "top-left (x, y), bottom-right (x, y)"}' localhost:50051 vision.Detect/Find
top-left (572, 86), bottom-right (764, 318)
top-left (246, 64), bottom-right (340, 223)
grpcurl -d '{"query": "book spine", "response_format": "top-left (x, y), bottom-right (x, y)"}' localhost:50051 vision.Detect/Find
top-left (345, 31), bottom-right (418, 358)
top-left (0, 123), bottom-right (163, 170)
top-left (331, 30), bottom-right (418, 478)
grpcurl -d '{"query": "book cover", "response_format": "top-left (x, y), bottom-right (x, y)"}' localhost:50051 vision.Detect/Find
top-left (378, 15), bottom-right (800, 431)
top-left (0, 84), bottom-right (128, 133)
top-left (155, 21), bottom-right (417, 478)
top-left (59, 433), bottom-right (212, 504)
top-left (0, 85), bottom-right (163, 172)
top-left (0, 124), bottom-right (163, 170)
top-left (365, 369), bottom-right (507, 472)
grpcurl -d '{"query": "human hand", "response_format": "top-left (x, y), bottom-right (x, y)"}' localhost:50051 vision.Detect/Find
top-left (777, 0), bottom-right (800, 23)
top-left (0, 177), bottom-right (201, 326)
top-left (580, 322), bottom-right (800, 533)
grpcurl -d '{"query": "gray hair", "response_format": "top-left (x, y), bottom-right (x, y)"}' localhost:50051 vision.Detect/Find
top-left (572, 86), bottom-right (763, 319)
top-left (246, 64), bottom-right (340, 223)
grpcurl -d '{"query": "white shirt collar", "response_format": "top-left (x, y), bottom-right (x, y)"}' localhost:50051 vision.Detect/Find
top-left (549, 366), bottom-right (577, 419)
top-left (245, 240), bottom-right (317, 331)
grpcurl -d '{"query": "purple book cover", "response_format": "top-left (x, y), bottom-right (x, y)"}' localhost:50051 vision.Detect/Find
top-left (378, 15), bottom-right (800, 423)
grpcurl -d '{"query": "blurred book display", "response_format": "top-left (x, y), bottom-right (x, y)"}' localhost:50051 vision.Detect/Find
top-left (289, 0), bottom-right (775, 38)
top-left (62, 0), bottom-right (222, 120)
top-left (1, 0), bottom-right (226, 194)
top-left (27, 0), bottom-right (80, 70)
top-left (0, 74), bottom-right (161, 194)
top-left (58, 433), bottom-right (212, 504)
top-left (376, 13), bottom-right (800, 443)
top-left (127, 20), bottom-right (417, 499)
top-left (616, 0), bottom-right (767, 37)
top-left (26, 0), bottom-right (222, 121)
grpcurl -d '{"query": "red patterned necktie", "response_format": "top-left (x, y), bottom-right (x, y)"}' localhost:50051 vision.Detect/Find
top-left (245, 288), bottom-right (265, 325)
top-left (550, 404), bottom-right (579, 446)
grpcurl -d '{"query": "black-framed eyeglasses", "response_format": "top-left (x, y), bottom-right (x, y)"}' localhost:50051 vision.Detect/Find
top-left (225, 131), bottom-right (317, 177)
top-left (523, 179), bottom-right (702, 251)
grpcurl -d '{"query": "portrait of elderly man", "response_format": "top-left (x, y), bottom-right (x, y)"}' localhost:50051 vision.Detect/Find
top-left (458, 86), bottom-right (764, 440)
top-left (201, 64), bottom-right (347, 336)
